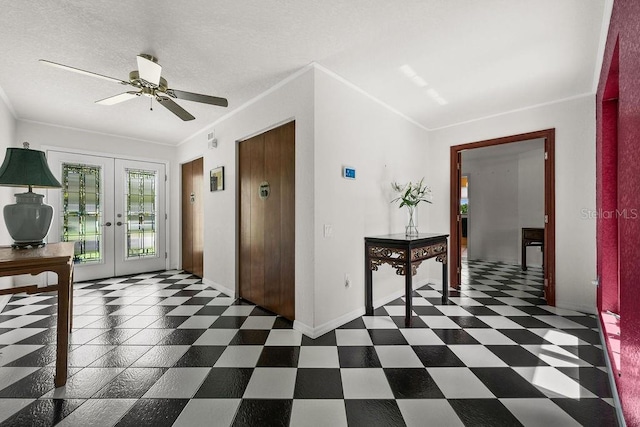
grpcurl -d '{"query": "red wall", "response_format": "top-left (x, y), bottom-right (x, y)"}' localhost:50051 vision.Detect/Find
top-left (597, 0), bottom-right (640, 424)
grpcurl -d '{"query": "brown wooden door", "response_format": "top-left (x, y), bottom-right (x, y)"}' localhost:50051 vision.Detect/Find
top-left (239, 121), bottom-right (295, 320)
top-left (182, 157), bottom-right (204, 277)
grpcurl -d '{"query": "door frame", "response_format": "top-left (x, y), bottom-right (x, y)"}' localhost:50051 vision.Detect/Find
top-left (44, 145), bottom-right (171, 274)
top-left (449, 129), bottom-right (556, 305)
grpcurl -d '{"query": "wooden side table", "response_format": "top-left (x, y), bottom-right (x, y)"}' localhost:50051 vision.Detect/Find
top-left (0, 242), bottom-right (75, 387)
top-left (365, 233), bottom-right (449, 327)
top-left (521, 227), bottom-right (544, 271)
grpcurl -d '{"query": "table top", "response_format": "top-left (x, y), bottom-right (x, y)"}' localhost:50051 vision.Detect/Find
top-left (0, 242), bottom-right (76, 264)
top-left (365, 233), bottom-right (449, 243)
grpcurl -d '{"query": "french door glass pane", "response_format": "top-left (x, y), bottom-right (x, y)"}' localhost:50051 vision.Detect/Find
top-left (62, 163), bottom-right (102, 263)
top-left (126, 168), bottom-right (157, 259)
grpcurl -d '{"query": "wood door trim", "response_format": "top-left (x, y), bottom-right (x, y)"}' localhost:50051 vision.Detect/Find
top-left (449, 129), bottom-right (556, 305)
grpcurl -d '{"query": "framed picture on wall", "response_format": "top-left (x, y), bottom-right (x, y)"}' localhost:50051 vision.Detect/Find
top-left (210, 166), bottom-right (224, 191)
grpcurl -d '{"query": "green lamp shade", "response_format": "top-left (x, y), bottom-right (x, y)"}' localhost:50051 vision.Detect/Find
top-left (0, 147), bottom-right (62, 188)
top-left (0, 146), bottom-right (61, 247)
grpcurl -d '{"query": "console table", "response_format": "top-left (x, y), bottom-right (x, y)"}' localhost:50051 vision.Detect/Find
top-left (0, 242), bottom-right (75, 387)
top-left (365, 233), bottom-right (448, 327)
top-left (521, 227), bottom-right (544, 271)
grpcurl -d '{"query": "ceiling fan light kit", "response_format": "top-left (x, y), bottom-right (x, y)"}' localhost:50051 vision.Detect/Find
top-left (40, 53), bottom-right (228, 121)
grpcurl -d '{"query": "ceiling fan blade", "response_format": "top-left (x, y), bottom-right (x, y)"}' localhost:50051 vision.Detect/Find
top-left (39, 59), bottom-right (129, 85)
top-left (96, 91), bottom-right (140, 105)
top-left (156, 96), bottom-right (195, 121)
top-left (167, 89), bottom-right (228, 107)
top-left (137, 54), bottom-right (162, 87)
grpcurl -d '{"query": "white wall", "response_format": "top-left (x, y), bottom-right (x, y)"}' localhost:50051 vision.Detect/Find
top-left (518, 148), bottom-right (545, 266)
top-left (313, 67), bottom-right (430, 331)
top-left (15, 121), bottom-right (180, 268)
top-left (464, 155), bottom-right (519, 263)
top-left (428, 95), bottom-right (597, 313)
top-left (0, 93), bottom-right (16, 293)
top-left (176, 67), bottom-right (316, 329)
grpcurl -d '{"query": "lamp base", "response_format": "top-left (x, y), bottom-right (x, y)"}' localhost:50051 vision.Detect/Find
top-left (11, 241), bottom-right (47, 250)
top-left (3, 190), bottom-right (54, 247)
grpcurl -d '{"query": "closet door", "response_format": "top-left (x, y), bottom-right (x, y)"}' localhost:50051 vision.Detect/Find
top-left (239, 121), bottom-right (295, 320)
top-left (182, 157), bottom-right (203, 277)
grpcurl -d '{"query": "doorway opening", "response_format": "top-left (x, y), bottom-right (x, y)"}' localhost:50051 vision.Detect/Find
top-left (449, 129), bottom-right (556, 305)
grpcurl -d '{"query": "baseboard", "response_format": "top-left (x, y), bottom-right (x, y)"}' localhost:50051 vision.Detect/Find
top-left (201, 278), bottom-right (236, 299)
top-left (598, 323), bottom-right (626, 426)
top-left (295, 279), bottom-right (430, 338)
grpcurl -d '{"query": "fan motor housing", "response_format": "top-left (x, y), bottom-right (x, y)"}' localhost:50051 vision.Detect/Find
top-left (129, 70), bottom-right (168, 92)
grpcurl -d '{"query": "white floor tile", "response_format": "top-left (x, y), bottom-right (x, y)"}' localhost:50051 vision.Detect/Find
top-left (131, 345), bottom-right (190, 367)
top-left (214, 345), bottom-right (263, 367)
top-left (265, 330), bottom-right (302, 346)
top-left (530, 329), bottom-right (587, 346)
top-left (0, 329), bottom-right (47, 345)
top-left (173, 399), bottom-right (240, 427)
top-left (143, 367), bottom-right (210, 398)
top-left (0, 315), bottom-right (48, 329)
top-left (400, 329), bottom-right (445, 345)
top-left (193, 329), bottom-right (238, 346)
top-left (221, 306), bottom-right (255, 316)
top-left (488, 306), bottom-right (529, 316)
top-left (340, 368), bottom-right (394, 399)
top-left (522, 345), bottom-right (591, 367)
top-left (0, 345), bottom-right (44, 366)
top-left (0, 367), bottom-right (40, 391)
top-left (533, 316), bottom-right (588, 329)
top-left (298, 346), bottom-right (340, 368)
top-left (335, 330), bottom-right (373, 346)
top-left (419, 316), bottom-right (460, 329)
top-left (374, 346), bottom-right (423, 367)
top-left (177, 316), bottom-right (218, 329)
top-left (290, 400), bottom-right (347, 427)
top-left (206, 297), bottom-right (235, 306)
top-left (166, 305), bottom-right (203, 316)
top-left (449, 345), bottom-right (508, 367)
top-left (427, 367), bottom-right (495, 398)
top-left (436, 306), bottom-right (471, 316)
top-left (240, 316), bottom-right (276, 330)
top-left (397, 399), bottom-right (464, 427)
top-left (45, 368), bottom-right (123, 399)
top-left (383, 305), bottom-right (409, 316)
top-left (362, 316), bottom-right (397, 329)
top-left (243, 367), bottom-right (297, 398)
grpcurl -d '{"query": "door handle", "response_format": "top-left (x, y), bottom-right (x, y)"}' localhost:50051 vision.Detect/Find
top-left (103, 222), bottom-right (112, 227)
top-left (116, 221), bottom-right (123, 226)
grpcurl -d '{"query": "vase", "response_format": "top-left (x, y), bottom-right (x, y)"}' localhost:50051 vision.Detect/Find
top-left (406, 205), bottom-right (419, 236)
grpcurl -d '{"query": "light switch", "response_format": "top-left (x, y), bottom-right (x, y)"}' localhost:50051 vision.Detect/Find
top-left (323, 224), bottom-right (333, 238)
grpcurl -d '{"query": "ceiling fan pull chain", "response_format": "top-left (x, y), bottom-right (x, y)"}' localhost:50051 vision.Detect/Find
top-left (150, 96), bottom-right (153, 111)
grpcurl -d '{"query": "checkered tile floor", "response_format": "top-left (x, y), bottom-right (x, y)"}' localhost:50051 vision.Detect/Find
top-left (0, 261), bottom-right (618, 426)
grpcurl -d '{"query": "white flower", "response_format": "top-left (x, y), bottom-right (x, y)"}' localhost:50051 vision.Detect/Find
top-left (391, 177), bottom-right (432, 208)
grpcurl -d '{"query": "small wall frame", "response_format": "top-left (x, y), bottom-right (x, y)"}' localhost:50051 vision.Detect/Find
top-left (210, 166), bottom-right (224, 191)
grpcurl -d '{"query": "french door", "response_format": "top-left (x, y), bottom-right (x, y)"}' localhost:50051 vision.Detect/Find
top-left (47, 151), bottom-right (166, 281)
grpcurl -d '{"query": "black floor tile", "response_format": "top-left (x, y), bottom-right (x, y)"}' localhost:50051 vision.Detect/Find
top-left (384, 368), bottom-right (444, 399)
top-left (232, 399), bottom-right (292, 427)
top-left (4, 345), bottom-right (57, 367)
top-left (564, 316), bottom-right (599, 328)
top-left (257, 346), bottom-right (299, 367)
top-left (194, 368), bottom-right (254, 398)
top-left (87, 329), bottom-right (142, 345)
top-left (449, 399), bottom-right (523, 427)
top-left (294, 368), bottom-right (343, 399)
top-left (194, 306), bottom-right (228, 316)
top-left (499, 329), bottom-right (551, 345)
top-left (301, 330), bottom-right (337, 346)
top-left (158, 329), bottom-right (206, 345)
top-left (552, 398), bottom-right (618, 427)
top-left (229, 330), bottom-right (270, 345)
top-left (391, 316), bottom-right (428, 328)
top-left (432, 329), bottom-right (480, 345)
top-left (0, 367), bottom-right (62, 398)
top-left (337, 346), bottom-right (382, 368)
top-left (94, 367), bottom-right (166, 398)
top-left (344, 400), bottom-right (405, 427)
top-left (15, 329), bottom-right (57, 345)
top-left (174, 345), bottom-right (225, 367)
top-left (471, 298), bottom-right (507, 306)
top-left (515, 306), bottom-right (555, 316)
top-left (472, 367), bottom-right (546, 398)
top-left (561, 328), bottom-right (602, 345)
top-left (115, 398), bottom-right (189, 427)
top-left (411, 306), bottom-right (443, 316)
top-left (559, 345), bottom-right (606, 367)
top-left (146, 316), bottom-right (189, 328)
top-left (338, 318), bottom-right (366, 329)
top-left (182, 297), bottom-right (214, 305)
top-left (412, 346), bottom-right (465, 367)
top-left (487, 345), bottom-right (550, 367)
top-left (368, 329), bottom-right (408, 345)
top-left (271, 317), bottom-right (294, 329)
top-left (0, 398), bottom-right (85, 427)
top-left (557, 367), bottom-right (612, 398)
top-left (507, 316), bottom-right (555, 328)
top-left (209, 316), bottom-right (247, 329)
top-left (449, 316), bottom-right (490, 328)
top-left (461, 306), bottom-right (501, 316)
top-left (90, 345), bottom-right (153, 367)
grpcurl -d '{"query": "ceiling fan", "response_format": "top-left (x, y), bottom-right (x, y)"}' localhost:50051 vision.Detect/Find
top-left (39, 54), bottom-right (228, 121)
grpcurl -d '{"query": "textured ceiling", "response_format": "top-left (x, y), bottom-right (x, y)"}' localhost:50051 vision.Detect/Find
top-left (0, 1), bottom-right (607, 145)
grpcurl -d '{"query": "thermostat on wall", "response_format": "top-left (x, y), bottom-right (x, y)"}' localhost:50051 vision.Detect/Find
top-left (342, 166), bottom-right (356, 180)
